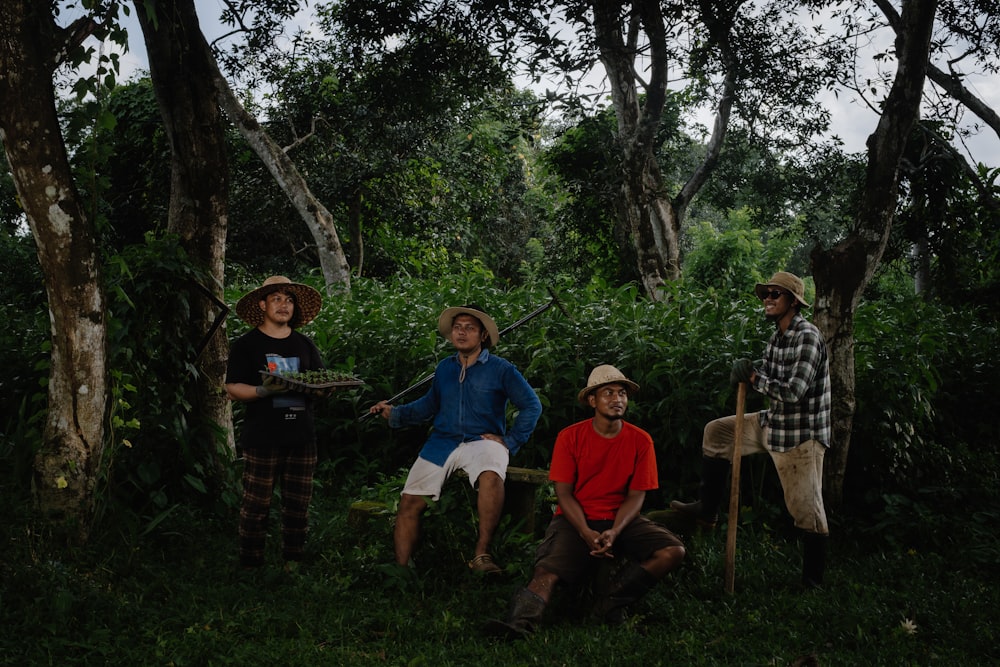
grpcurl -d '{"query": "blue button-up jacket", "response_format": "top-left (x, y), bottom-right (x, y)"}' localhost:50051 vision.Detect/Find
top-left (389, 349), bottom-right (542, 466)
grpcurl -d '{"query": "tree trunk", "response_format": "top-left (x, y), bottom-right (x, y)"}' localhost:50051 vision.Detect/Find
top-left (812, 0), bottom-right (938, 508)
top-left (593, 0), bottom-right (737, 297)
top-left (347, 188), bottom-right (365, 277)
top-left (135, 0), bottom-right (234, 468)
top-left (204, 41), bottom-right (352, 294)
top-left (594, 0), bottom-right (670, 293)
top-left (1, 2), bottom-right (108, 540)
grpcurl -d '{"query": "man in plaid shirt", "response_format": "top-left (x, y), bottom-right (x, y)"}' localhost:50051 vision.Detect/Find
top-left (671, 271), bottom-right (831, 588)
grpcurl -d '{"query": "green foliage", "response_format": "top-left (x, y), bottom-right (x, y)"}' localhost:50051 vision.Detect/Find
top-left (539, 109), bottom-right (627, 284)
top-left (852, 294), bottom-right (1000, 559)
top-left (97, 234), bottom-right (230, 526)
top-left (892, 147), bottom-right (1000, 313)
top-left (0, 231), bottom-right (48, 497)
top-left (3, 267), bottom-right (1000, 664)
top-left (1, 481), bottom-right (997, 665)
top-left (225, 18), bottom-right (547, 282)
top-left (89, 79), bottom-right (171, 249)
top-left (682, 215), bottom-right (773, 293)
top-left (853, 296), bottom-right (999, 490)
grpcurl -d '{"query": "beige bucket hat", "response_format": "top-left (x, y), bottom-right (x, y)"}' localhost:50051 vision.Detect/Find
top-left (235, 275), bottom-right (322, 328)
top-left (754, 271), bottom-right (810, 308)
top-left (577, 365), bottom-right (640, 405)
top-left (437, 304), bottom-right (501, 348)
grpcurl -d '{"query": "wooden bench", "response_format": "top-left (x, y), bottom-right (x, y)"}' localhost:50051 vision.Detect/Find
top-left (348, 465), bottom-right (551, 534)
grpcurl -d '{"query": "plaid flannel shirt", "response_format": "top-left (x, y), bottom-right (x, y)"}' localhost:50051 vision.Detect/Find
top-left (753, 313), bottom-right (832, 452)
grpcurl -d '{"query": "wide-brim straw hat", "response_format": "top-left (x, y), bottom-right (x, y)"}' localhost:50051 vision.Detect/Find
top-left (577, 365), bottom-right (640, 405)
top-left (235, 275), bottom-right (322, 328)
top-left (437, 304), bottom-right (501, 347)
top-left (754, 271), bottom-right (810, 308)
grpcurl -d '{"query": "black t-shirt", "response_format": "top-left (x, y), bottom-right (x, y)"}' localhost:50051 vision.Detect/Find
top-left (225, 328), bottom-right (324, 448)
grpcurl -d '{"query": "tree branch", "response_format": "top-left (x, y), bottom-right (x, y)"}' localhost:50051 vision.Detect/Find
top-left (874, 0), bottom-right (1000, 143)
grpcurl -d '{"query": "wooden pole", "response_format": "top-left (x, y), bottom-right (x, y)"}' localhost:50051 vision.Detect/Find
top-left (724, 382), bottom-right (748, 594)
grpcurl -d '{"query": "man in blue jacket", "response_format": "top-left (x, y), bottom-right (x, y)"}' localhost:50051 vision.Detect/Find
top-left (370, 304), bottom-right (542, 574)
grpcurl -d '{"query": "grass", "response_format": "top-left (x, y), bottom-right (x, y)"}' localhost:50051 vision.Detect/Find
top-left (2, 469), bottom-right (997, 667)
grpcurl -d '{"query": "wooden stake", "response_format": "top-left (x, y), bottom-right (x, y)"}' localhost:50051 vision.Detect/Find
top-left (724, 382), bottom-right (748, 594)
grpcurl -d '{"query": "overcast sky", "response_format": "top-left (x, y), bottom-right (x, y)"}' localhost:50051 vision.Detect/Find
top-left (112, 0), bottom-right (999, 168)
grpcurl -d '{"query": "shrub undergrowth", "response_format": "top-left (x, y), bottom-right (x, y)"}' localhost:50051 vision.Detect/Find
top-left (1, 476), bottom-right (997, 665)
top-left (2, 272), bottom-right (998, 664)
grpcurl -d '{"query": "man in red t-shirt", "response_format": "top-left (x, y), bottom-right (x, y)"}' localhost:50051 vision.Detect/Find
top-left (486, 365), bottom-right (686, 639)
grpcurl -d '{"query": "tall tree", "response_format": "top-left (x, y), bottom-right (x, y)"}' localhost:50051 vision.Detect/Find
top-left (134, 0), bottom-right (234, 469)
top-left (329, 0), bottom-right (846, 297)
top-left (812, 0), bottom-right (939, 507)
top-left (224, 13), bottom-right (529, 280)
top-left (191, 0), bottom-right (352, 292)
top-left (873, 0), bottom-right (1000, 150)
top-left (592, 0), bottom-right (740, 295)
top-left (206, 41), bottom-right (352, 292)
top-left (0, 1), bottom-right (112, 538)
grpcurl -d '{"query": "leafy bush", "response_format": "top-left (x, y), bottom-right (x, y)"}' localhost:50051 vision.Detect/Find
top-left (852, 295), bottom-right (1000, 563)
top-left (246, 274), bottom-right (775, 509)
top-left (853, 296), bottom-right (1000, 495)
top-left (3, 268), bottom-right (1000, 664)
top-left (98, 235), bottom-right (233, 525)
top-left (0, 231), bottom-right (50, 498)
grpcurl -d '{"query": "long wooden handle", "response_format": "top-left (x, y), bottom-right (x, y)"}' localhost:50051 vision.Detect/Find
top-left (724, 382), bottom-right (748, 594)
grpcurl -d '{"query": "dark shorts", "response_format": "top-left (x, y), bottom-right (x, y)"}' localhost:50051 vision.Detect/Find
top-left (534, 514), bottom-right (684, 584)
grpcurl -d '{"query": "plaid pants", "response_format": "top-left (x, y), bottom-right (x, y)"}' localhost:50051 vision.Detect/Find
top-left (239, 443), bottom-right (317, 567)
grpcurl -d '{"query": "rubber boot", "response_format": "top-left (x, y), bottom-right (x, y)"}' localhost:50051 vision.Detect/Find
top-left (801, 532), bottom-right (827, 589)
top-left (670, 456), bottom-right (731, 527)
top-left (591, 562), bottom-right (658, 625)
top-left (483, 588), bottom-right (547, 640)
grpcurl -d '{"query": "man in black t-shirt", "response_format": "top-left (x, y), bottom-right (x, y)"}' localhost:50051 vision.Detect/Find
top-left (225, 276), bottom-right (324, 571)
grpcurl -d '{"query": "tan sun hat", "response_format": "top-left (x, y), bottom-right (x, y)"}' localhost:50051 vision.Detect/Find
top-left (437, 304), bottom-right (500, 348)
top-left (754, 271), bottom-right (810, 308)
top-left (577, 365), bottom-right (640, 405)
top-left (235, 275), bottom-right (322, 328)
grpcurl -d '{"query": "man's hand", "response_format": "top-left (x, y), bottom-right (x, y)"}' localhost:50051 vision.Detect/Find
top-left (582, 527), bottom-right (615, 558)
top-left (730, 358), bottom-right (754, 385)
top-left (257, 374), bottom-right (290, 398)
top-left (481, 433), bottom-right (508, 449)
top-left (369, 401), bottom-right (393, 420)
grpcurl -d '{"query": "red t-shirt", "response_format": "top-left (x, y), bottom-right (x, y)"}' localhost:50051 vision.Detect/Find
top-left (549, 419), bottom-right (659, 521)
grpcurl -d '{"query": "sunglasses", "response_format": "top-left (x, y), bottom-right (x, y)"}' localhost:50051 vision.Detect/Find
top-left (761, 289), bottom-right (788, 300)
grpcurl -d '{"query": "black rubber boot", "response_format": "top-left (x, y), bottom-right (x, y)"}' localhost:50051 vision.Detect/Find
top-left (670, 456), bottom-right (731, 526)
top-left (483, 588), bottom-right (547, 640)
top-left (591, 562), bottom-right (658, 625)
top-left (801, 532), bottom-right (828, 589)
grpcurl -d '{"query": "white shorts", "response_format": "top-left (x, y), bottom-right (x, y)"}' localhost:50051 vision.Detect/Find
top-left (402, 439), bottom-right (510, 500)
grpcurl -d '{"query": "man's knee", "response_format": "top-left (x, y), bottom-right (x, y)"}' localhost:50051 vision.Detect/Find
top-left (476, 469), bottom-right (503, 487)
top-left (702, 416), bottom-right (733, 455)
top-left (398, 493), bottom-right (427, 518)
top-left (650, 544), bottom-right (686, 570)
top-left (528, 566), bottom-right (560, 589)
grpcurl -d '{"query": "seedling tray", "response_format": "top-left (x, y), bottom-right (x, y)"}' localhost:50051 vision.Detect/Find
top-left (260, 370), bottom-right (364, 396)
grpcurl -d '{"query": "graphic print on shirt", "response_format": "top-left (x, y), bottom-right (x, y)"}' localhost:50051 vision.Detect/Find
top-left (266, 353), bottom-right (306, 412)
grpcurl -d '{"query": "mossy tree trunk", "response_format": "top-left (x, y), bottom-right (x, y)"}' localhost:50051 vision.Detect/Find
top-left (136, 0), bottom-right (234, 472)
top-left (0, 1), bottom-right (108, 540)
top-left (812, 0), bottom-right (938, 508)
